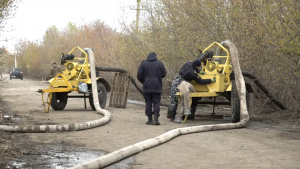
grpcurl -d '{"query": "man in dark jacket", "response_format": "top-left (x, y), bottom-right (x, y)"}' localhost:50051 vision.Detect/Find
top-left (137, 52), bottom-right (166, 125)
top-left (167, 59), bottom-right (215, 121)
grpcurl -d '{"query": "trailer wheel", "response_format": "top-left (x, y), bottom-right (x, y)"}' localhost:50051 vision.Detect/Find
top-left (89, 82), bottom-right (107, 110)
top-left (231, 80), bottom-right (250, 123)
top-left (51, 92), bottom-right (68, 110)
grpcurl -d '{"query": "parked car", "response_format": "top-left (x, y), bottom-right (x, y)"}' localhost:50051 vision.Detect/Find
top-left (10, 68), bottom-right (23, 80)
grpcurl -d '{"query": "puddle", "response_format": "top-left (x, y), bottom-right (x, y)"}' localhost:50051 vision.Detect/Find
top-left (3, 143), bottom-right (134, 169)
top-left (1, 115), bottom-right (134, 169)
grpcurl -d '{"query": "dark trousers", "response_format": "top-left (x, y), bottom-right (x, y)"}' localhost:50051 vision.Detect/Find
top-left (168, 74), bottom-right (184, 118)
top-left (144, 93), bottom-right (161, 116)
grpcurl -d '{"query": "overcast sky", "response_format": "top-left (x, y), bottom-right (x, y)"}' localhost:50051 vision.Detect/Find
top-left (0, 0), bottom-right (137, 52)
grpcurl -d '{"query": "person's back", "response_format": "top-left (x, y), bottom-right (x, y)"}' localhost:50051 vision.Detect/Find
top-left (137, 52), bottom-right (166, 125)
top-left (179, 61), bottom-right (196, 82)
top-left (137, 52), bottom-right (166, 93)
top-left (179, 60), bottom-right (211, 85)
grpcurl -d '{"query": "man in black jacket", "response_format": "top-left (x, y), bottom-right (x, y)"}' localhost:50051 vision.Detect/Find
top-left (137, 52), bottom-right (166, 125)
top-left (167, 59), bottom-right (216, 122)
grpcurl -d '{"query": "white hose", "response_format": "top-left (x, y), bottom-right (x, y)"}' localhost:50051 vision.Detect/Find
top-left (70, 40), bottom-right (249, 169)
top-left (87, 49), bottom-right (112, 123)
top-left (0, 49), bottom-right (111, 132)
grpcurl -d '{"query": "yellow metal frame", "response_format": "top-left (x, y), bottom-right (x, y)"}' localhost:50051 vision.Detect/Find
top-left (41, 73), bottom-right (77, 113)
top-left (191, 42), bottom-right (232, 94)
top-left (175, 42), bottom-right (232, 122)
top-left (202, 42), bottom-right (231, 82)
top-left (40, 47), bottom-right (89, 113)
top-left (41, 92), bottom-right (52, 113)
top-left (67, 46), bottom-right (89, 80)
top-left (44, 73), bottom-right (75, 93)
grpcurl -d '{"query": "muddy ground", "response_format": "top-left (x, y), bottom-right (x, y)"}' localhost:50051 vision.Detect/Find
top-left (0, 73), bottom-right (300, 169)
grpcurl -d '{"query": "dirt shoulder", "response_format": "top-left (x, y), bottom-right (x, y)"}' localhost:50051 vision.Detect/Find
top-left (1, 73), bottom-right (300, 169)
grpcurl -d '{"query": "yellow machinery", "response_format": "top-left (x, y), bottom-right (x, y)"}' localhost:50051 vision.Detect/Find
top-left (177, 42), bottom-right (252, 123)
top-left (37, 47), bottom-right (111, 113)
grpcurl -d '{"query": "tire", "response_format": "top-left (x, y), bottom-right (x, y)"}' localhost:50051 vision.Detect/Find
top-left (89, 82), bottom-right (107, 110)
top-left (50, 92), bottom-right (68, 110)
top-left (230, 80), bottom-right (250, 123)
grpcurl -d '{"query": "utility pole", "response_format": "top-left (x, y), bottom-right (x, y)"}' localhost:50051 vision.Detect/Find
top-left (131, 0), bottom-right (145, 34)
top-left (136, 0), bottom-right (141, 33)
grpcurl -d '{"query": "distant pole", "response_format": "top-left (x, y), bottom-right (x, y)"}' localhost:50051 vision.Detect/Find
top-left (15, 53), bottom-right (17, 68)
top-left (136, 0), bottom-right (141, 33)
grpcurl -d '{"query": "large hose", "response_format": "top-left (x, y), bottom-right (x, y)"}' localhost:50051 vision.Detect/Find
top-left (216, 42), bottom-right (286, 110)
top-left (96, 66), bottom-right (144, 96)
top-left (242, 72), bottom-right (287, 110)
top-left (0, 49), bottom-right (111, 132)
top-left (70, 40), bottom-right (249, 169)
top-left (216, 41), bottom-right (230, 56)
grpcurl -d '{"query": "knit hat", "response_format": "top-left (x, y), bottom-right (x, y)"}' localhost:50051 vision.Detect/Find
top-left (192, 60), bottom-right (201, 68)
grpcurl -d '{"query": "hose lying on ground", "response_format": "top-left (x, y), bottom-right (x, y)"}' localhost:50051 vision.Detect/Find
top-left (70, 40), bottom-right (249, 169)
top-left (0, 49), bottom-right (111, 133)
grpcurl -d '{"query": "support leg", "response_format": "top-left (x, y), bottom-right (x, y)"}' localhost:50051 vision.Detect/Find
top-left (212, 97), bottom-right (216, 115)
top-left (84, 93), bottom-right (87, 109)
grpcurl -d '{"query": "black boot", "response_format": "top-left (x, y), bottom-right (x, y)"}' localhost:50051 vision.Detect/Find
top-left (188, 109), bottom-right (195, 120)
top-left (153, 113), bottom-right (160, 125)
top-left (167, 107), bottom-right (175, 121)
top-left (146, 115), bottom-right (153, 125)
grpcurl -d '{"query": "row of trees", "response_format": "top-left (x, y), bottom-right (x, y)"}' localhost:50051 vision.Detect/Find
top-left (0, 0), bottom-right (19, 71)
top-left (3, 0), bottom-right (300, 110)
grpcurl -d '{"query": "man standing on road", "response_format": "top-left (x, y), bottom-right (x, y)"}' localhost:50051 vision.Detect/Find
top-left (137, 52), bottom-right (166, 125)
top-left (50, 61), bottom-right (62, 79)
